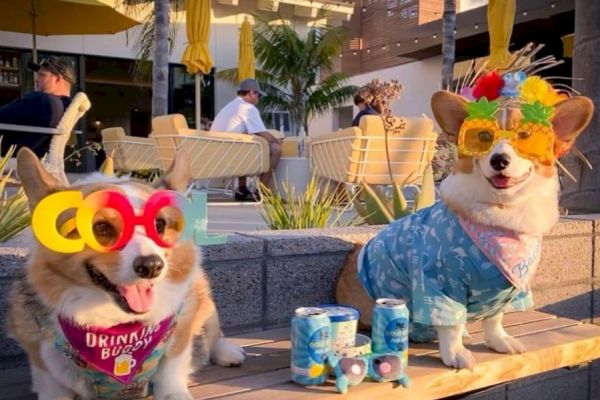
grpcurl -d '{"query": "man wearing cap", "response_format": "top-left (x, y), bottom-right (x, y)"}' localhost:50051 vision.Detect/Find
top-left (0, 56), bottom-right (74, 157)
top-left (211, 78), bottom-right (283, 201)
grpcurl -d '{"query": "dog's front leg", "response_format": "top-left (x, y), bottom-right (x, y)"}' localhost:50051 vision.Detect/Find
top-left (483, 312), bottom-right (526, 354)
top-left (152, 345), bottom-right (193, 400)
top-left (436, 324), bottom-right (476, 370)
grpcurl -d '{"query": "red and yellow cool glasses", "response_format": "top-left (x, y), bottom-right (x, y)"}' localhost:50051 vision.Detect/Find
top-left (32, 190), bottom-right (198, 253)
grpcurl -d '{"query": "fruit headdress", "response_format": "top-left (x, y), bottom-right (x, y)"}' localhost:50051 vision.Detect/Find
top-left (453, 43), bottom-right (589, 178)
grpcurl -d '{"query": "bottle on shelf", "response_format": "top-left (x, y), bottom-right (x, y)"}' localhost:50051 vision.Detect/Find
top-left (0, 56), bottom-right (3, 68)
top-left (12, 57), bottom-right (18, 69)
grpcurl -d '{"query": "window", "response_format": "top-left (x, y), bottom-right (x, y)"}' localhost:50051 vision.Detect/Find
top-left (265, 111), bottom-right (293, 136)
top-left (170, 65), bottom-right (214, 129)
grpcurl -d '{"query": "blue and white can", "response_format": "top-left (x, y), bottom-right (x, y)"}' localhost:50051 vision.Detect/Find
top-left (319, 305), bottom-right (360, 352)
top-left (291, 307), bottom-right (331, 385)
top-left (372, 298), bottom-right (409, 360)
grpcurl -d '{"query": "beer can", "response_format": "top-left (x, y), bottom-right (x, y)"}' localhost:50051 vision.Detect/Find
top-left (319, 304), bottom-right (359, 352)
top-left (291, 307), bottom-right (331, 385)
top-left (372, 298), bottom-right (409, 362)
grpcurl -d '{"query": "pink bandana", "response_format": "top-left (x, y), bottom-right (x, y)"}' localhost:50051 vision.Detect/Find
top-left (458, 217), bottom-right (542, 290)
top-left (58, 316), bottom-right (176, 384)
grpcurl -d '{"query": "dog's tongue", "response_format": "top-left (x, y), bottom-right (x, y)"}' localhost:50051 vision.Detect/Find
top-left (491, 175), bottom-right (511, 188)
top-left (117, 282), bottom-right (154, 313)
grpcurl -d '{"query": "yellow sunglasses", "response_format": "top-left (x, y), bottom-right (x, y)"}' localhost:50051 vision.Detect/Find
top-left (458, 120), bottom-right (555, 164)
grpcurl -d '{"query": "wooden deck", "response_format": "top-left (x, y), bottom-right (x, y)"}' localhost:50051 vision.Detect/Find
top-left (2, 311), bottom-right (600, 399)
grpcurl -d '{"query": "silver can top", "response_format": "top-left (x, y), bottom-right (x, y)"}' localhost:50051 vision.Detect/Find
top-left (294, 307), bottom-right (328, 318)
top-left (375, 298), bottom-right (407, 309)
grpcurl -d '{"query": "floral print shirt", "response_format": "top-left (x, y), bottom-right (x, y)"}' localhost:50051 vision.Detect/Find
top-left (358, 202), bottom-right (541, 341)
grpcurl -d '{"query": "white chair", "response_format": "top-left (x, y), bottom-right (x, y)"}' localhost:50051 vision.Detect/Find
top-left (0, 92), bottom-right (91, 184)
top-left (101, 127), bottom-right (159, 172)
top-left (151, 114), bottom-right (270, 194)
top-left (310, 115), bottom-right (438, 187)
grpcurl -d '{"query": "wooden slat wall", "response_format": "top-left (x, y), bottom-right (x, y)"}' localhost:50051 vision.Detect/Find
top-left (341, 0), bottom-right (445, 75)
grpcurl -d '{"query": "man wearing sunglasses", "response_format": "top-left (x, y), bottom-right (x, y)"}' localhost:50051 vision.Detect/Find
top-left (211, 79), bottom-right (283, 202)
top-left (0, 56), bottom-right (74, 157)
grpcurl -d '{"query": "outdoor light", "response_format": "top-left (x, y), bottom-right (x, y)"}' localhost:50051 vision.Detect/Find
top-left (381, 45), bottom-right (387, 50)
top-left (475, 23), bottom-right (479, 29)
top-left (362, 6), bottom-right (366, 12)
top-left (396, 42), bottom-right (401, 47)
top-left (433, 33), bottom-right (437, 39)
top-left (366, 48), bottom-right (371, 54)
top-left (522, 10), bottom-right (528, 16)
top-left (551, 2), bottom-right (555, 8)
top-left (353, 51), bottom-right (357, 56)
top-left (414, 38), bottom-right (418, 44)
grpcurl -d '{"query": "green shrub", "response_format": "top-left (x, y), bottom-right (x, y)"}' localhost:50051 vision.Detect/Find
top-left (0, 143), bottom-right (30, 242)
top-left (352, 163), bottom-right (436, 225)
top-left (258, 176), bottom-right (354, 230)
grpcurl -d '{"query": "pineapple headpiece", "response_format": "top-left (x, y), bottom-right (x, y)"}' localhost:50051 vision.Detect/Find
top-left (454, 43), bottom-right (580, 168)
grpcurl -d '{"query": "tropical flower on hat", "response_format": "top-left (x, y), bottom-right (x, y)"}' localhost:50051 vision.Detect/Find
top-left (472, 70), bottom-right (504, 101)
top-left (519, 76), bottom-right (567, 106)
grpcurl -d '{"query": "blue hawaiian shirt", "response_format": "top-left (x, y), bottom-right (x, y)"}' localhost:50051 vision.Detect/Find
top-left (358, 202), bottom-right (537, 342)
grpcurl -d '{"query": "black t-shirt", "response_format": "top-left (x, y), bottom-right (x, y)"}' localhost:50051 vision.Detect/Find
top-left (0, 92), bottom-right (72, 157)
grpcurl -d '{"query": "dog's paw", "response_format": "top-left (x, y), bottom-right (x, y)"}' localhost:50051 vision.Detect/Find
top-left (211, 337), bottom-right (246, 367)
top-left (440, 345), bottom-right (476, 370)
top-left (486, 334), bottom-right (526, 354)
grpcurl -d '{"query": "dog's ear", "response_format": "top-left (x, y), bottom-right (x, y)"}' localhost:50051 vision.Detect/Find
top-left (16, 148), bottom-right (64, 210)
top-left (552, 96), bottom-right (594, 157)
top-left (158, 149), bottom-right (191, 193)
top-left (431, 91), bottom-right (469, 142)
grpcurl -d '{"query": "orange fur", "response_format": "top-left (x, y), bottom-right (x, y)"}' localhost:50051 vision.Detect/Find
top-left (7, 148), bottom-right (244, 398)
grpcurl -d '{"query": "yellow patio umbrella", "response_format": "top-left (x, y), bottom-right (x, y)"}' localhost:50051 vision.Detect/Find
top-left (487, 0), bottom-right (515, 70)
top-left (237, 17), bottom-right (255, 83)
top-left (182, 0), bottom-right (213, 127)
top-left (0, 0), bottom-right (140, 62)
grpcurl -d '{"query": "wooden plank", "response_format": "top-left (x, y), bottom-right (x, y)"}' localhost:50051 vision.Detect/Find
top-left (411, 316), bottom-right (580, 357)
top-left (228, 327), bottom-right (290, 348)
top-left (4, 317), bottom-right (600, 400)
top-left (189, 347), bottom-right (291, 386)
top-left (214, 323), bottom-right (600, 400)
top-left (189, 369), bottom-right (291, 399)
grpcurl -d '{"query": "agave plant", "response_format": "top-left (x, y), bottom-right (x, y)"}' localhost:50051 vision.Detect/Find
top-left (352, 163), bottom-right (436, 225)
top-left (258, 176), bottom-right (354, 230)
top-left (0, 142), bottom-right (31, 242)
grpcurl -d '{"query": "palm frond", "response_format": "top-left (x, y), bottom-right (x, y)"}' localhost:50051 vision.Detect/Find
top-left (219, 11), bottom-right (355, 134)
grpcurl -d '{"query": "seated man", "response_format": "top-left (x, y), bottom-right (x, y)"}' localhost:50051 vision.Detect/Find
top-left (352, 92), bottom-right (379, 127)
top-left (0, 56), bottom-right (74, 157)
top-left (210, 79), bottom-right (282, 201)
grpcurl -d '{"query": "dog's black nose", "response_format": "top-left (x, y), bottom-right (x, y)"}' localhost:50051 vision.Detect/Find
top-left (490, 153), bottom-right (511, 171)
top-left (133, 255), bottom-right (164, 279)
